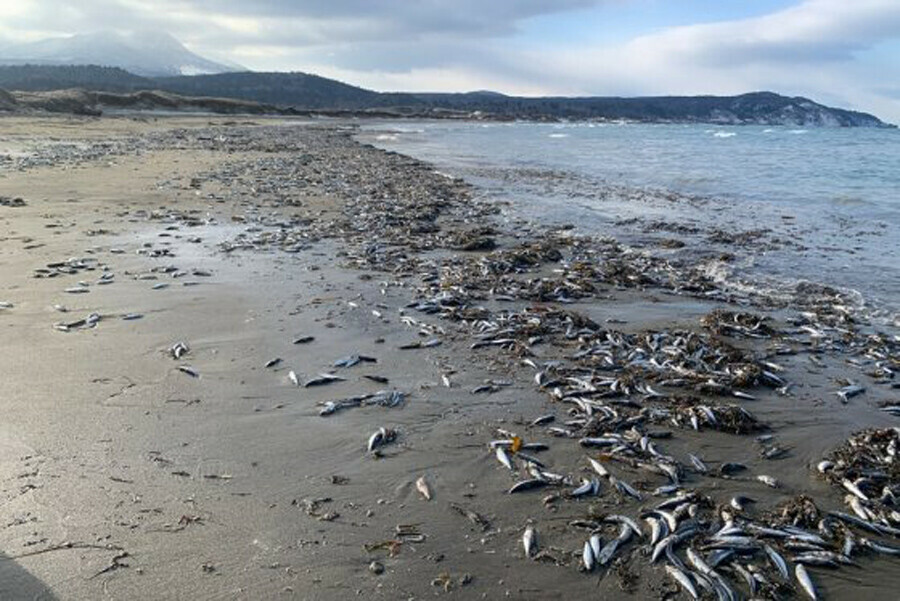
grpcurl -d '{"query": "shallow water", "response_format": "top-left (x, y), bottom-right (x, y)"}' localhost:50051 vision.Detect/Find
top-left (360, 121), bottom-right (900, 319)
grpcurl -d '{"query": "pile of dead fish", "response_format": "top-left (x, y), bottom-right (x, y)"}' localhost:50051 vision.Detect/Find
top-left (495, 423), bottom-right (900, 600)
top-left (33, 257), bottom-right (107, 280)
top-left (818, 428), bottom-right (900, 536)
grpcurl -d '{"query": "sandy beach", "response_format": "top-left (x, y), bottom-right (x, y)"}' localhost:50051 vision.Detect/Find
top-left (0, 115), bottom-right (898, 600)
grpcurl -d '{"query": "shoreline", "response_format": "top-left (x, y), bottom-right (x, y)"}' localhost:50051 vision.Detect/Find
top-left (0, 115), bottom-right (898, 599)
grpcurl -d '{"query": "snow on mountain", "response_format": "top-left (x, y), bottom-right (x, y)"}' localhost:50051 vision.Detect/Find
top-left (0, 30), bottom-right (240, 77)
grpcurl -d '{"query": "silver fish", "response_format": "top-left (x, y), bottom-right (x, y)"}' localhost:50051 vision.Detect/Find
top-left (689, 454), bottom-right (708, 473)
top-left (367, 427), bottom-right (395, 452)
top-left (646, 516), bottom-right (667, 546)
top-left (842, 478), bottom-right (869, 501)
top-left (589, 533), bottom-right (602, 560)
top-left (816, 460), bottom-right (834, 473)
top-left (571, 478), bottom-right (599, 497)
top-left (587, 457), bottom-right (610, 478)
top-left (304, 373), bottom-right (346, 387)
top-left (177, 365), bottom-right (199, 378)
top-left (665, 565), bottom-right (698, 600)
top-left (756, 474), bottom-right (779, 488)
top-left (611, 476), bottom-right (642, 500)
top-left (598, 525), bottom-right (631, 565)
top-left (606, 515), bottom-right (643, 538)
top-left (523, 526), bottom-right (536, 557)
top-left (795, 564), bottom-right (818, 600)
top-left (582, 540), bottom-right (595, 572)
top-left (764, 545), bottom-right (789, 580)
top-left (495, 446), bottom-right (514, 470)
top-left (508, 479), bottom-right (547, 494)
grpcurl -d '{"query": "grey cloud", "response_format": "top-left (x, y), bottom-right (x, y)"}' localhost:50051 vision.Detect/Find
top-left (182, 0), bottom-right (599, 36)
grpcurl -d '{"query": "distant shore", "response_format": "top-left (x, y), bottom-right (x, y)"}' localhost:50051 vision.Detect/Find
top-left (0, 115), bottom-right (897, 599)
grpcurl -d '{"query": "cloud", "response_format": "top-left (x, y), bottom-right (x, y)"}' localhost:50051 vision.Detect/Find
top-left (0, 0), bottom-right (898, 122)
top-left (500, 0), bottom-right (900, 121)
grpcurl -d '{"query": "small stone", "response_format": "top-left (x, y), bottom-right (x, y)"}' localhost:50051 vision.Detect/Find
top-left (369, 561), bottom-right (384, 575)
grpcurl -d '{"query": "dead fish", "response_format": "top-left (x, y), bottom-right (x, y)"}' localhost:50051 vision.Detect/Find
top-left (522, 442), bottom-right (550, 452)
top-left (367, 427), bottom-right (396, 452)
top-left (177, 365), bottom-right (199, 378)
top-left (122, 313), bottom-right (143, 320)
top-left (334, 354), bottom-right (377, 368)
top-left (761, 445), bottom-right (789, 460)
top-left (441, 374), bottom-right (452, 388)
top-left (415, 476), bottom-right (432, 500)
top-left (363, 374), bottom-right (389, 384)
top-left (860, 537), bottom-right (900, 556)
top-left (646, 516), bottom-right (667, 546)
top-left (265, 358), bottom-right (282, 368)
top-left (756, 475), bottom-right (779, 488)
top-left (582, 540), bottom-right (595, 572)
top-left (606, 515), bottom-right (643, 538)
top-left (531, 414), bottom-right (555, 426)
top-left (516, 452), bottom-right (546, 468)
top-left (293, 336), bottom-right (315, 344)
top-left (495, 446), bottom-right (514, 471)
top-left (764, 545), bottom-right (789, 580)
top-left (795, 564), bottom-right (818, 600)
top-left (523, 526), bottom-right (537, 558)
top-left (689, 454), bottom-right (708, 473)
top-left (816, 460), bottom-right (834, 474)
top-left (304, 373), bottom-right (346, 387)
top-left (598, 526), bottom-right (631, 565)
top-left (170, 341), bottom-right (189, 359)
top-left (719, 462), bottom-right (747, 476)
top-left (65, 287), bottom-right (89, 294)
top-left (842, 478), bottom-right (869, 501)
top-left (730, 495), bottom-right (756, 511)
top-left (665, 565), bottom-right (698, 600)
top-left (836, 384), bottom-right (865, 403)
top-left (587, 457), bottom-right (610, 478)
top-left (288, 370), bottom-right (300, 387)
top-left (611, 476), bottom-right (642, 500)
top-left (508, 479), bottom-right (548, 494)
top-left (570, 478), bottom-right (599, 497)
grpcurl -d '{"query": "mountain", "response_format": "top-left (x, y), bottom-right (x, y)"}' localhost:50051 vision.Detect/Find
top-left (0, 31), bottom-right (239, 77)
top-left (0, 65), bottom-right (891, 127)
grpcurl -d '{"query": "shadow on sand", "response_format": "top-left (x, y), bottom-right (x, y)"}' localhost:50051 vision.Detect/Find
top-left (0, 552), bottom-right (57, 600)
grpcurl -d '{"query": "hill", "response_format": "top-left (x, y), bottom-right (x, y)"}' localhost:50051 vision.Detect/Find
top-left (0, 65), bottom-right (890, 126)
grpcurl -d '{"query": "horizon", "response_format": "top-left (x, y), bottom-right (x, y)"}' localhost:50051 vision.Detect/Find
top-left (0, 1), bottom-right (898, 122)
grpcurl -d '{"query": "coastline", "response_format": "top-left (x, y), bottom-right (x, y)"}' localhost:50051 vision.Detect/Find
top-left (0, 115), bottom-right (898, 599)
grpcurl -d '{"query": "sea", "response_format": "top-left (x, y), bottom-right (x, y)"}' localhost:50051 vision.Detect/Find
top-left (358, 121), bottom-right (900, 322)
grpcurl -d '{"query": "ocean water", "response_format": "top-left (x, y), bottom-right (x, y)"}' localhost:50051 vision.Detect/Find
top-left (359, 121), bottom-right (900, 319)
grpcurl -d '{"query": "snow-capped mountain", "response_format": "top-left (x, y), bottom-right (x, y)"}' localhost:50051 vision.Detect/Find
top-left (0, 30), bottom-right (240, 77)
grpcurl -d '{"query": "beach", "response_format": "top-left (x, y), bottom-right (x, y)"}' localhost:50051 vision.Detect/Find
top-left (0, 115), bottom-right (898, 600)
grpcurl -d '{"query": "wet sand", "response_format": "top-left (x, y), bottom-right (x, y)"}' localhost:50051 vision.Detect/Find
top-left (0, 115), bottom-right (897, 600)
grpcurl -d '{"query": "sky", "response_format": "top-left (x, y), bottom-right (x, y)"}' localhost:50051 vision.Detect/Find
top-left (1, 0), bottom-right (899, 122)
